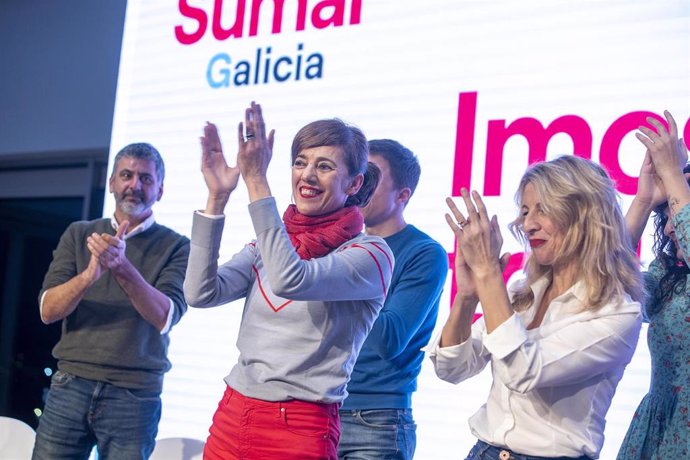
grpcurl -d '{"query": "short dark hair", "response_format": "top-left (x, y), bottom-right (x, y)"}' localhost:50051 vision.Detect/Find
top-left (111, 143), bottom-right (165, 182)
top-left (291, 119), bottom-right (378, 207)
top-left (368, 139), bottom-right (420, 196)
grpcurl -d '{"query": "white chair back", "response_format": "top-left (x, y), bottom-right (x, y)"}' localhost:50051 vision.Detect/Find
top-left (0, 416), bottom-right (37, 459)
top-left (149, 437), bottom-right (205, 460)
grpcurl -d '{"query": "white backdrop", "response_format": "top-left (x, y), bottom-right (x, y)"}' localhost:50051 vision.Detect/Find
top-left (107, 1), bottom-right (690, 458)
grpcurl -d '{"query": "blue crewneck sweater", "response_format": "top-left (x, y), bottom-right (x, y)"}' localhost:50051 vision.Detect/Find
top-left (342, 224), bottom-right (448, 410)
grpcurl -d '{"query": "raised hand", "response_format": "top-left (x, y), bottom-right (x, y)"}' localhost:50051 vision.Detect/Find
top-left (201, 122), bottom-right (241, 209)
top-left (236, 102), bottom-right (275, 202)
top-left (449, 188), bottom-right (507, 278)
top-left (635, 150), bottom-right (667, 209)
top-left (637, 111), bottom-right (690, 217)
top-left (446, 197), bottom-right (479, 302)
top-left (637, 111), bottom-right (687, 182)
top-left (237, 101), bottom-right (275, 183)
top-left (441, 192), bottom-right (511, 345)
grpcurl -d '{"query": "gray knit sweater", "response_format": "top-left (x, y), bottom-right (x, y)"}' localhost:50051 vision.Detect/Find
top-left (40, 218), bottom-right (190, 391)
top-left (184, 197), bottom-right (393, 403)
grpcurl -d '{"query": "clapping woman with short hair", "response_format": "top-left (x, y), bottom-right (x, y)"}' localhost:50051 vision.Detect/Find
top-left (429, 155), bottom-right (644, 460)
top-left (184, 102), bottom-right (393, 460)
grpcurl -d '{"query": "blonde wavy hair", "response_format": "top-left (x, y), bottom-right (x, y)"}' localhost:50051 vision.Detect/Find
top-left (508, 156), bottom-right (644, 311)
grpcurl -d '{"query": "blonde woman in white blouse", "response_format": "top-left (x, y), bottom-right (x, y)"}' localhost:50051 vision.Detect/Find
top-left (429, 156), bottom-right (644, 460)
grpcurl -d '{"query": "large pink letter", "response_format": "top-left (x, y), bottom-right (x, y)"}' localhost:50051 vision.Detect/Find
top-left (175, 0), bottom-right (208, 45)
top-left (350, 0), bottom-right (362, 24)
top-left (296, 0), bottom-right (308, 30)
top-left (484, 116), bottom-right (592, 196)
top-left (249, 0), bottom-right (286, 36)
top-left (312, 0), bottom-right (346, 29)
top-left (452, 92), bottom-right (477, 195)
top-left (212, 0), bottom-right (246, 40)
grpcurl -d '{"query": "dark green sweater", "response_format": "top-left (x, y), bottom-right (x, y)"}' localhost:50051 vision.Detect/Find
top-left (40, 218), bottom-right (189, 391)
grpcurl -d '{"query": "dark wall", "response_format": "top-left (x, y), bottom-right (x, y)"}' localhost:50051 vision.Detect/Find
top-left (0, 0), bottom-right (127, 157)
top-left (0, 0), bottom-right (127, 428)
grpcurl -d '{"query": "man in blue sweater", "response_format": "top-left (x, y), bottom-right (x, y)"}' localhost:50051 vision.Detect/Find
top-left (338, 139), bottom-right (448, 459)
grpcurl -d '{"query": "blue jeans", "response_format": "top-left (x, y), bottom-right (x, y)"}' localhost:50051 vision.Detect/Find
top-left (32, 370), bottom-right (161, 460)
top-left (337, 408), bottom-right (416, 460)
top-left (465, 440), bottom-right (593, 460)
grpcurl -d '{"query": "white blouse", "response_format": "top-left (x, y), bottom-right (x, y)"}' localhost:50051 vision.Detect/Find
top-left (427, 277), bottom-right (642, 459)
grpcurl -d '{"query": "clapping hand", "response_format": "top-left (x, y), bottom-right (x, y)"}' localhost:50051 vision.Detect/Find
top-left (237, 101), bottom-right (275, 184)
top-left (636, 111), bottom-right (687, 182)
top-left (201, 122), bottom-right (241, 204)
top-left (445, 188), bottom-right (511, 304)
top-left (87, 220), bottom-right (129, 271)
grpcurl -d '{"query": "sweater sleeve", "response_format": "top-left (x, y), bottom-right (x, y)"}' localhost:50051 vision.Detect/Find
top-left (39, 221), bottom-right (86, 301)
top-left (184, 211), bottom-right (255, 308)
top-left (427, 316), bottom-right (492, 383)
top-left (250, 197), bottom-right (393, 301)
top-left (153, 233), bottom-right (190, 327)
top-left (366, 239), bottom-right (447, 359)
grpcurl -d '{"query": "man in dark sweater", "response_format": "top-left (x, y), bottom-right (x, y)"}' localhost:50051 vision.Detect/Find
top-left (338, 139), bottom-right (448, 460)
top-left (32, 143), bottom-right (190, 460)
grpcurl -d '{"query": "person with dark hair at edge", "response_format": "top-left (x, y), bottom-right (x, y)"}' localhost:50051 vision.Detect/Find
top-left (32, 143), bottom-right (190, 459)
top-left (184, 102), bottom-right (393, 460)
top-left (619, 110), bottom-right (689, 460)
top-left (338, 139), bottom-right (447, 460)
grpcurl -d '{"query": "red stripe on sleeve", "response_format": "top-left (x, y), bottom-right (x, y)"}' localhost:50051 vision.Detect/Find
top-left (351, 243), bottom-right (388, 296)
top-left (369, 241), bottom-right (393, 272)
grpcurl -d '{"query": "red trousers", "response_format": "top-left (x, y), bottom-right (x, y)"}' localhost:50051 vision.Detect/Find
top-left (203, 386), bottom-right (340, 459)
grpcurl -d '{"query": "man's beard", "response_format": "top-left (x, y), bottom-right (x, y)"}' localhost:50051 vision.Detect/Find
top-left (118, 200), bottom-right (146, 216)
top-left (115, 192), bottom-right (150, 217)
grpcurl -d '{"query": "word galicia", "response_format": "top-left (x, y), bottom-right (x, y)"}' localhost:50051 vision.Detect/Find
top-left (207, 43), bottom-right (323, 88)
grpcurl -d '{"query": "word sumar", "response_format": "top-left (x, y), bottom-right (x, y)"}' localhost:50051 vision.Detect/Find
top-left (176, 0), bottom-right (362, 45)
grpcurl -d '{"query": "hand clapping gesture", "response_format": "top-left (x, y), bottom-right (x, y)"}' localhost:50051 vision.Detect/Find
top-left (445, 188), bottom-right (510, 283)
top-left (636, 111), bottom-right (687, 182)
top-left (86, 220), bottom-right (129, 273)
top-left (627, 111), bottom-right (689, 245)
top-left (635, 110), bottom-right (689, 217)
top-left (440, 188), bottom-right (511, 345)
top-left (237, 101), bottom-right (275, 184)
top-left (200, 121), bottom-right (240, 214)
top-left (634, 150), bottom-right (668, 211)
top-left (201, 102), bottom-right (275, 214)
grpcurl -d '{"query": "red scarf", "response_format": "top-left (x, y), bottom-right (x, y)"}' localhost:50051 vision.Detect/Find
top-left (282, 205), bottom-right (364, 260)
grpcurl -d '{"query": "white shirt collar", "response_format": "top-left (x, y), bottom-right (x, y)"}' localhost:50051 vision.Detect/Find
top-left (110, 213), bottom-right (155, 240)
top-left (527, 276), bottom-right (588, 316)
